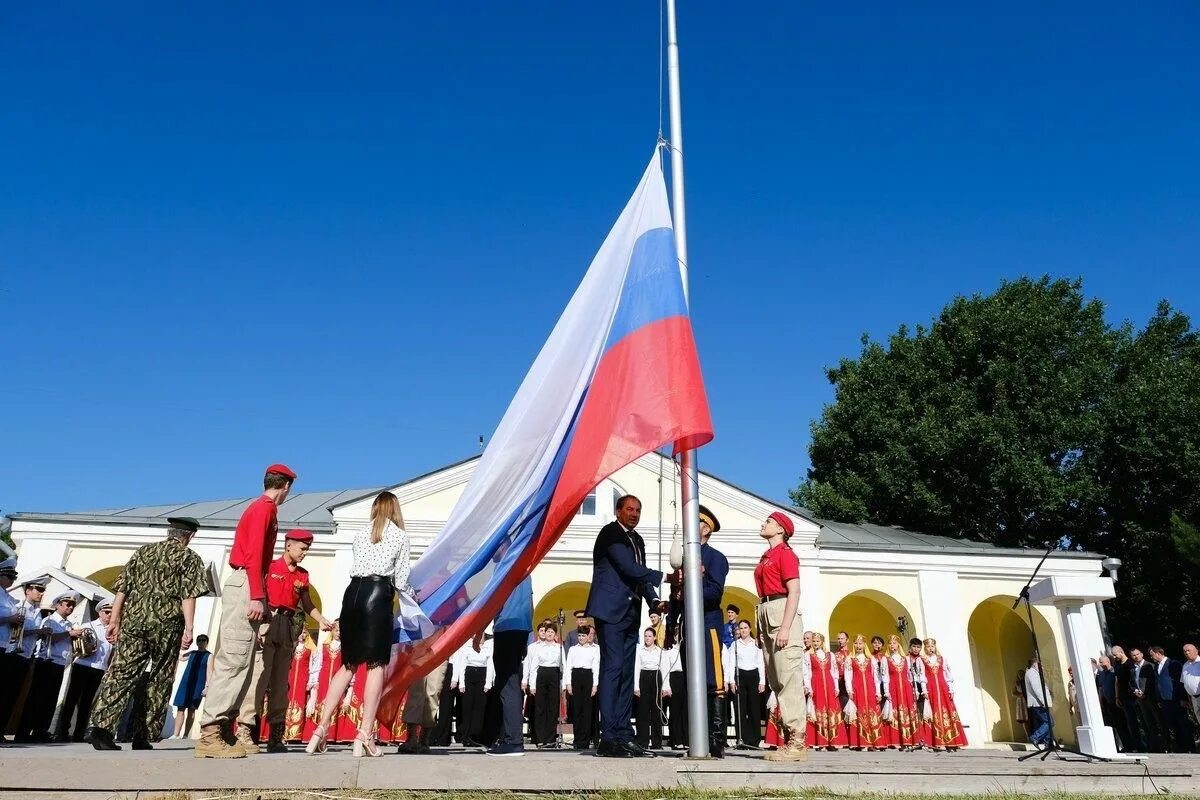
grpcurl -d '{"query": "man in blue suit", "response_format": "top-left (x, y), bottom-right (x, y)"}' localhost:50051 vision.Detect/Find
top-left (586, 494), bottom-right (663, 758)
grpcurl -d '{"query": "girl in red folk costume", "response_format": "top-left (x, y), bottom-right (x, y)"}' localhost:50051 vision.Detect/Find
top-left (284, 630), bottom-right (313, 741)
top-left (304, 622), bottom-right (356, 744)
top-left (881, 634), bottom-right (920, 750)
top-left (804, 632), bottom-right (848, 750)
top-left (921, 638), bottom-right (967, 750)
top-left (846, 635), bottom-right (885, 751)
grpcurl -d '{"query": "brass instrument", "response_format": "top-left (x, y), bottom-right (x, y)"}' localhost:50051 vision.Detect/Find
top-left (72, 624), bottom-right (99, 659)
top-left (8, 606), bottom-right (27, 650)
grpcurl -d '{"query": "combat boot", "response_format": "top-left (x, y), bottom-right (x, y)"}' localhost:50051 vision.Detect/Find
top-left (765, 734), bottom-right (808, 762)
top-left (194, 723), bottom-right (245, 759)
top-left (707, 692), bottom-right (726, 759)
top-left (233, 722), bottom-right (261, 755)
top-left (266, 722), bottom-right (288, 753)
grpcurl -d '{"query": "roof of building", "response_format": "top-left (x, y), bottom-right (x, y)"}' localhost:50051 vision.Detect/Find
top-left (813, 518), bottom-right (1097, 558)
top-left (9, 488), bottom-right (381, 532)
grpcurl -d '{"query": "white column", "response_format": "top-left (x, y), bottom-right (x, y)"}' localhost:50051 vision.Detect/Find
top-left (14, 538), bottom-right (69, 578)
top-left (917, 569), bottom-right (980, 744)
top-left (1059, 603), bottom-right (1119, 758)
top-left (327, 547), bottom-right (354, 620)
top-left (189, 544), bottom-right (227, 641)
top-left (799, 561), bottom-right (823, 635)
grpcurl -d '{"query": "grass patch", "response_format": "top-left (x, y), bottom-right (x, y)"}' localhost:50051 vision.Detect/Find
top-left (145, 791), bottom-right (1200, 800)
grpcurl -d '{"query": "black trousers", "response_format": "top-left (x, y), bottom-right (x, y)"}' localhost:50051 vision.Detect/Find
top-left (430, 664), bottom-right (455, 746)
top-left (1135, 696), bottom-right (1166, 752)
top-left (55, 663), bottom-right (104, 741)
top-left (1121, 698), bottom-right (1145, 751)
top-left (461, 666), bottom-right (488, 742)
top-left (667, 671), bottom-right (688, 747)
top-left (1099, 696), bottom-right (1130, 751)
top-left (735, 668), bottom-right (762, 746)
top-left (17, 660), bottom-right (65, 739)
top-left (570, 668), bottom-right (595, 748)
top-left (533, 667), bottom-right (561, 745)
top-left (1160, 699), bottom-right (1194, 753)
top-left (493, 630), bottom-right (528, 749)
top-left (0, 653), bottom-right (32, 736)
top-left (635, 669), bottom-right (663, 749)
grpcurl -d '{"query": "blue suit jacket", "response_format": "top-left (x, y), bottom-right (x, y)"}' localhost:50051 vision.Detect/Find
top-left (586, 521), bottom-right (663, 626)
top-left (700, 542), bottom-right (729, 630)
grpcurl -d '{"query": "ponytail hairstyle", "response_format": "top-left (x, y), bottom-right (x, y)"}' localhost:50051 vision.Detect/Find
top-left (369, 491), bottom-right (405, 544)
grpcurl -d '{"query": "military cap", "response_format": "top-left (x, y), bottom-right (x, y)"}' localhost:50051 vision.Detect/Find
top-left (285, 529), bottom-right (314, 544)
top-left (0, 557), bottom-right (17, 577)
top-left (20, 574), bottom-right (52, 590)
top-left (53, 591), bottom-right (80, 605)
top-left (266, 463), bottom-right (297, 479)
top-left (167, 517), bottom-right (201, 534)
top-left (698, 505), bottom-right (720, 534)
top-left (97, 598), bottom-right (114, 611)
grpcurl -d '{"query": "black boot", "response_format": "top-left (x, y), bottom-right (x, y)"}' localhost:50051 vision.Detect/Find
top-left (708, 693), bottom-right (725, 759)
top-left (84, 727), bottom-right (122, 752)
top-left (267, 722), bottom-right (288, 753)
top-left (131, 738), bottom-right (153, 750)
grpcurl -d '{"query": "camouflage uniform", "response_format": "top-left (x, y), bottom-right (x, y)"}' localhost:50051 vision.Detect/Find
top-left (89, 537), bottom-right (208, 740)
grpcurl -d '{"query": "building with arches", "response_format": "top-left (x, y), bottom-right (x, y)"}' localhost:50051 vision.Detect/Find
top-left (6, 452), bottom-right (1109, 748)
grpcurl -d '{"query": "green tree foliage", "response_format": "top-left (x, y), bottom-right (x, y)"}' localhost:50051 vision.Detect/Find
top-left (795, 277), bottom-right (1200, 650)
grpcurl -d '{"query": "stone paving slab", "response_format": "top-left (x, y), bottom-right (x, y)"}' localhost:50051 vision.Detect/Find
top-left (0, 739), bottom-right (1196, 797)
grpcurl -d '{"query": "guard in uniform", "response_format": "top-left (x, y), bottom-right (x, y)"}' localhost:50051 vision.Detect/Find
top-left (84, 516), bottom-right (209, 751)
top-left (249, 529), bottom-right (332, 753)
top-left (665, 504), bottom-right (729, 757)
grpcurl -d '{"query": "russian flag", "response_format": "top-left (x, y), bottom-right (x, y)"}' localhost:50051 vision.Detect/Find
top-left (378, 150), bottom-right (713, 724)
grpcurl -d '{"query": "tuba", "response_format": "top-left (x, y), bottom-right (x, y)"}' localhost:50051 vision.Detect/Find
top-left (72, 625), bottom-right (99, 659)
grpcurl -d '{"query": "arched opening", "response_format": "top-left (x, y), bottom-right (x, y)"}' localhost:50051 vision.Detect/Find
top-left (86, 565), bottom-right (124, 592)
top-left (828, 589), bottom-right (916, 646)
top-left (533, 581), bottom-right (591, 634)
top-left (967, 597), bottom-right (1069, 746)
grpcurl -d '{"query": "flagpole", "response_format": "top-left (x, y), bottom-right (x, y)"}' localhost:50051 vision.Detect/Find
top-left (665, 0), bottom-right (710, 760)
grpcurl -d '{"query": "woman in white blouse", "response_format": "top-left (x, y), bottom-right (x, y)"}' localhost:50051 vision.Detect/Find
top-left (307, 491), bottom-right (413, 757)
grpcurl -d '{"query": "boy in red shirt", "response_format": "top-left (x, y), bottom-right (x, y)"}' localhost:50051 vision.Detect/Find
top-left (252, 529), bottom-right (332, 753)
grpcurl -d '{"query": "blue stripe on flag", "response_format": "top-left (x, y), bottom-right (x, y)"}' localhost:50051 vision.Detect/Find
top-left (602, 227), bottom-right (685, 352)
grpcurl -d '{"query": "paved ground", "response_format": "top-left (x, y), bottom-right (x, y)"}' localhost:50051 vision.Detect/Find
top-left (0, 739), bottom-right (1195, 798)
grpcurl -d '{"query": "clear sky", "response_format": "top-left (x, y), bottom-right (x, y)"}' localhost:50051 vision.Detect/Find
top-left (3, 3), bottom-right (1198, 515)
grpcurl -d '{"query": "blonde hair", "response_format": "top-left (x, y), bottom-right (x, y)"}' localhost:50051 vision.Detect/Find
top-left (369, 491), bottom-right (405, 544)
top-left (852, 634), bottom-right (868, 654)
top-left (923, 637), bottom-right (941, 656)
top-left (887, 634), bottom-right (903, 652)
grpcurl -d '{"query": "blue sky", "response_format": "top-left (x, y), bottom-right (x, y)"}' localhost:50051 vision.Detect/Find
top-left (3, 3), bottom-right (1198, 515)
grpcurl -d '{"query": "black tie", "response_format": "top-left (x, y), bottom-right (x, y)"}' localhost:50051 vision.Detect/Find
top-left (628, 530), bottom-right (642, 565)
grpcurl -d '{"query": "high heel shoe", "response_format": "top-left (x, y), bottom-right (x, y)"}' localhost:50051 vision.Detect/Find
top-left (305, 725), bottom-right (328, 755)
top-left (352, 730), bottom-right (382, 758)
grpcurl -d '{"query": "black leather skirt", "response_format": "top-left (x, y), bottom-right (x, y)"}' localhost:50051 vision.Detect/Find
top-left (340, 575), bottom-right (395, 669)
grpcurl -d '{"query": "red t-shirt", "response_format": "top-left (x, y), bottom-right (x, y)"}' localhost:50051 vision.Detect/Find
top-left (264, 556), bottom-right (309, 612)
top-left (754, 542), bottom-right (800, 598)
top-left (229, 495), bottom-right (279, 600)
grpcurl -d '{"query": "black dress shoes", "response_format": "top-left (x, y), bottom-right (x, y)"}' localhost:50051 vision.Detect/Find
top-left (620, 740), bottom-right (656, 758)
top-left (84, 727), bottom-right (121, 751)
top-left (131, 739), bottom-right (154, 750)
top-left (596, 740), bottom-right (633, 758)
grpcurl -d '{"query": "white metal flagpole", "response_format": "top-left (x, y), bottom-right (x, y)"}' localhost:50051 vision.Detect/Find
top-left (665, 0), bottom-right (710, 759)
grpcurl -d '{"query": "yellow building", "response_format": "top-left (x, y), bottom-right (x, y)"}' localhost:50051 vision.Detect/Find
top-left (7, 452), bottom-right (1109, 748)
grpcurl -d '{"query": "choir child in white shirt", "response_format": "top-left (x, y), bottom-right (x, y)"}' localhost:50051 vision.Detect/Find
top-left (659, 631), bottom-right (687, 749)
top-left (634, 627), bottom-right (664, 750)
top-left (564, 623), bottom-right (600, 749)
top-left (523, 620), bottom-right (564, 747)
top-left (723, 619), bottom-right (766, 747)
top-left (452, 631), bottom-right (494, 747)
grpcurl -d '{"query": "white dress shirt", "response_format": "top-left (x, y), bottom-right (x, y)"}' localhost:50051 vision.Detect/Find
top-left (659, 646), bottom-right (683, 683)
top-left (563, 643), bottom-right (600, 688)
top-left (723, 639), bottom-right (766, 686)
top-left (1182, 658), bottom-right (1200, 697)
top-left (0, 589), bottom-right (16, 651)
top-left (452, 639), bottom-right (495, 691)
top-left (524, 639), bottom-right (563, 690)
top-left (37, 612), bottom-right (75, 666)
top-left (636, 645), bottom-right (663, 672)
top-left (73, 619), bottom-right (113, 670)
top-left (11, 601), bottom-right (41, 659)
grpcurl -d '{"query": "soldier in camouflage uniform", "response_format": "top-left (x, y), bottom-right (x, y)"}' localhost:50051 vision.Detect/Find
top-left (84, 516), bottom-right (210, 751)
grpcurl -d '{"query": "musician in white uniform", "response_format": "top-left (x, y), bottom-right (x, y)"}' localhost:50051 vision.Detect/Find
top-left (0, 559), bottom-right (22, 742)
top-left (5, 574), bottom-right (50, 743)
top-left (16, 591), bottom-right (84, 743)
top-left (54, 599), bottom-right (114, 742)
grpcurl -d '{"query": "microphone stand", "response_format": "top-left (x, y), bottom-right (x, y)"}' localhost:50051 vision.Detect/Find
top-left (1015, 542), bottom-right (1105, 763)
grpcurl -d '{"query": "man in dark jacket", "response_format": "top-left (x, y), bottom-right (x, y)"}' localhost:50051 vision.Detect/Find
top-left (586, 495), bottom-right (663, 758)
top-left (1095, 655), bottom-right (1130, 751)
top-left (1149, 646), bottom-right (1194, 753)
top-left (1129, 647), bottom-right (1166, 752)
top-left (1111, 646), bottom-right (1144, 752)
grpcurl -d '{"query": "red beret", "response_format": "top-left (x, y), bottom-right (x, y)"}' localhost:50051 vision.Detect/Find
top-left (285, 529), bottom-right (313, 544)
top-left (768, 511), bottom-right (794, 538)
top-left (266, 463), bottom-right (297, 479)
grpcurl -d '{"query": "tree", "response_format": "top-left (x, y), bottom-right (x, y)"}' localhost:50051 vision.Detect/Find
top-left (795, 278), bottom-right (1200, 649)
